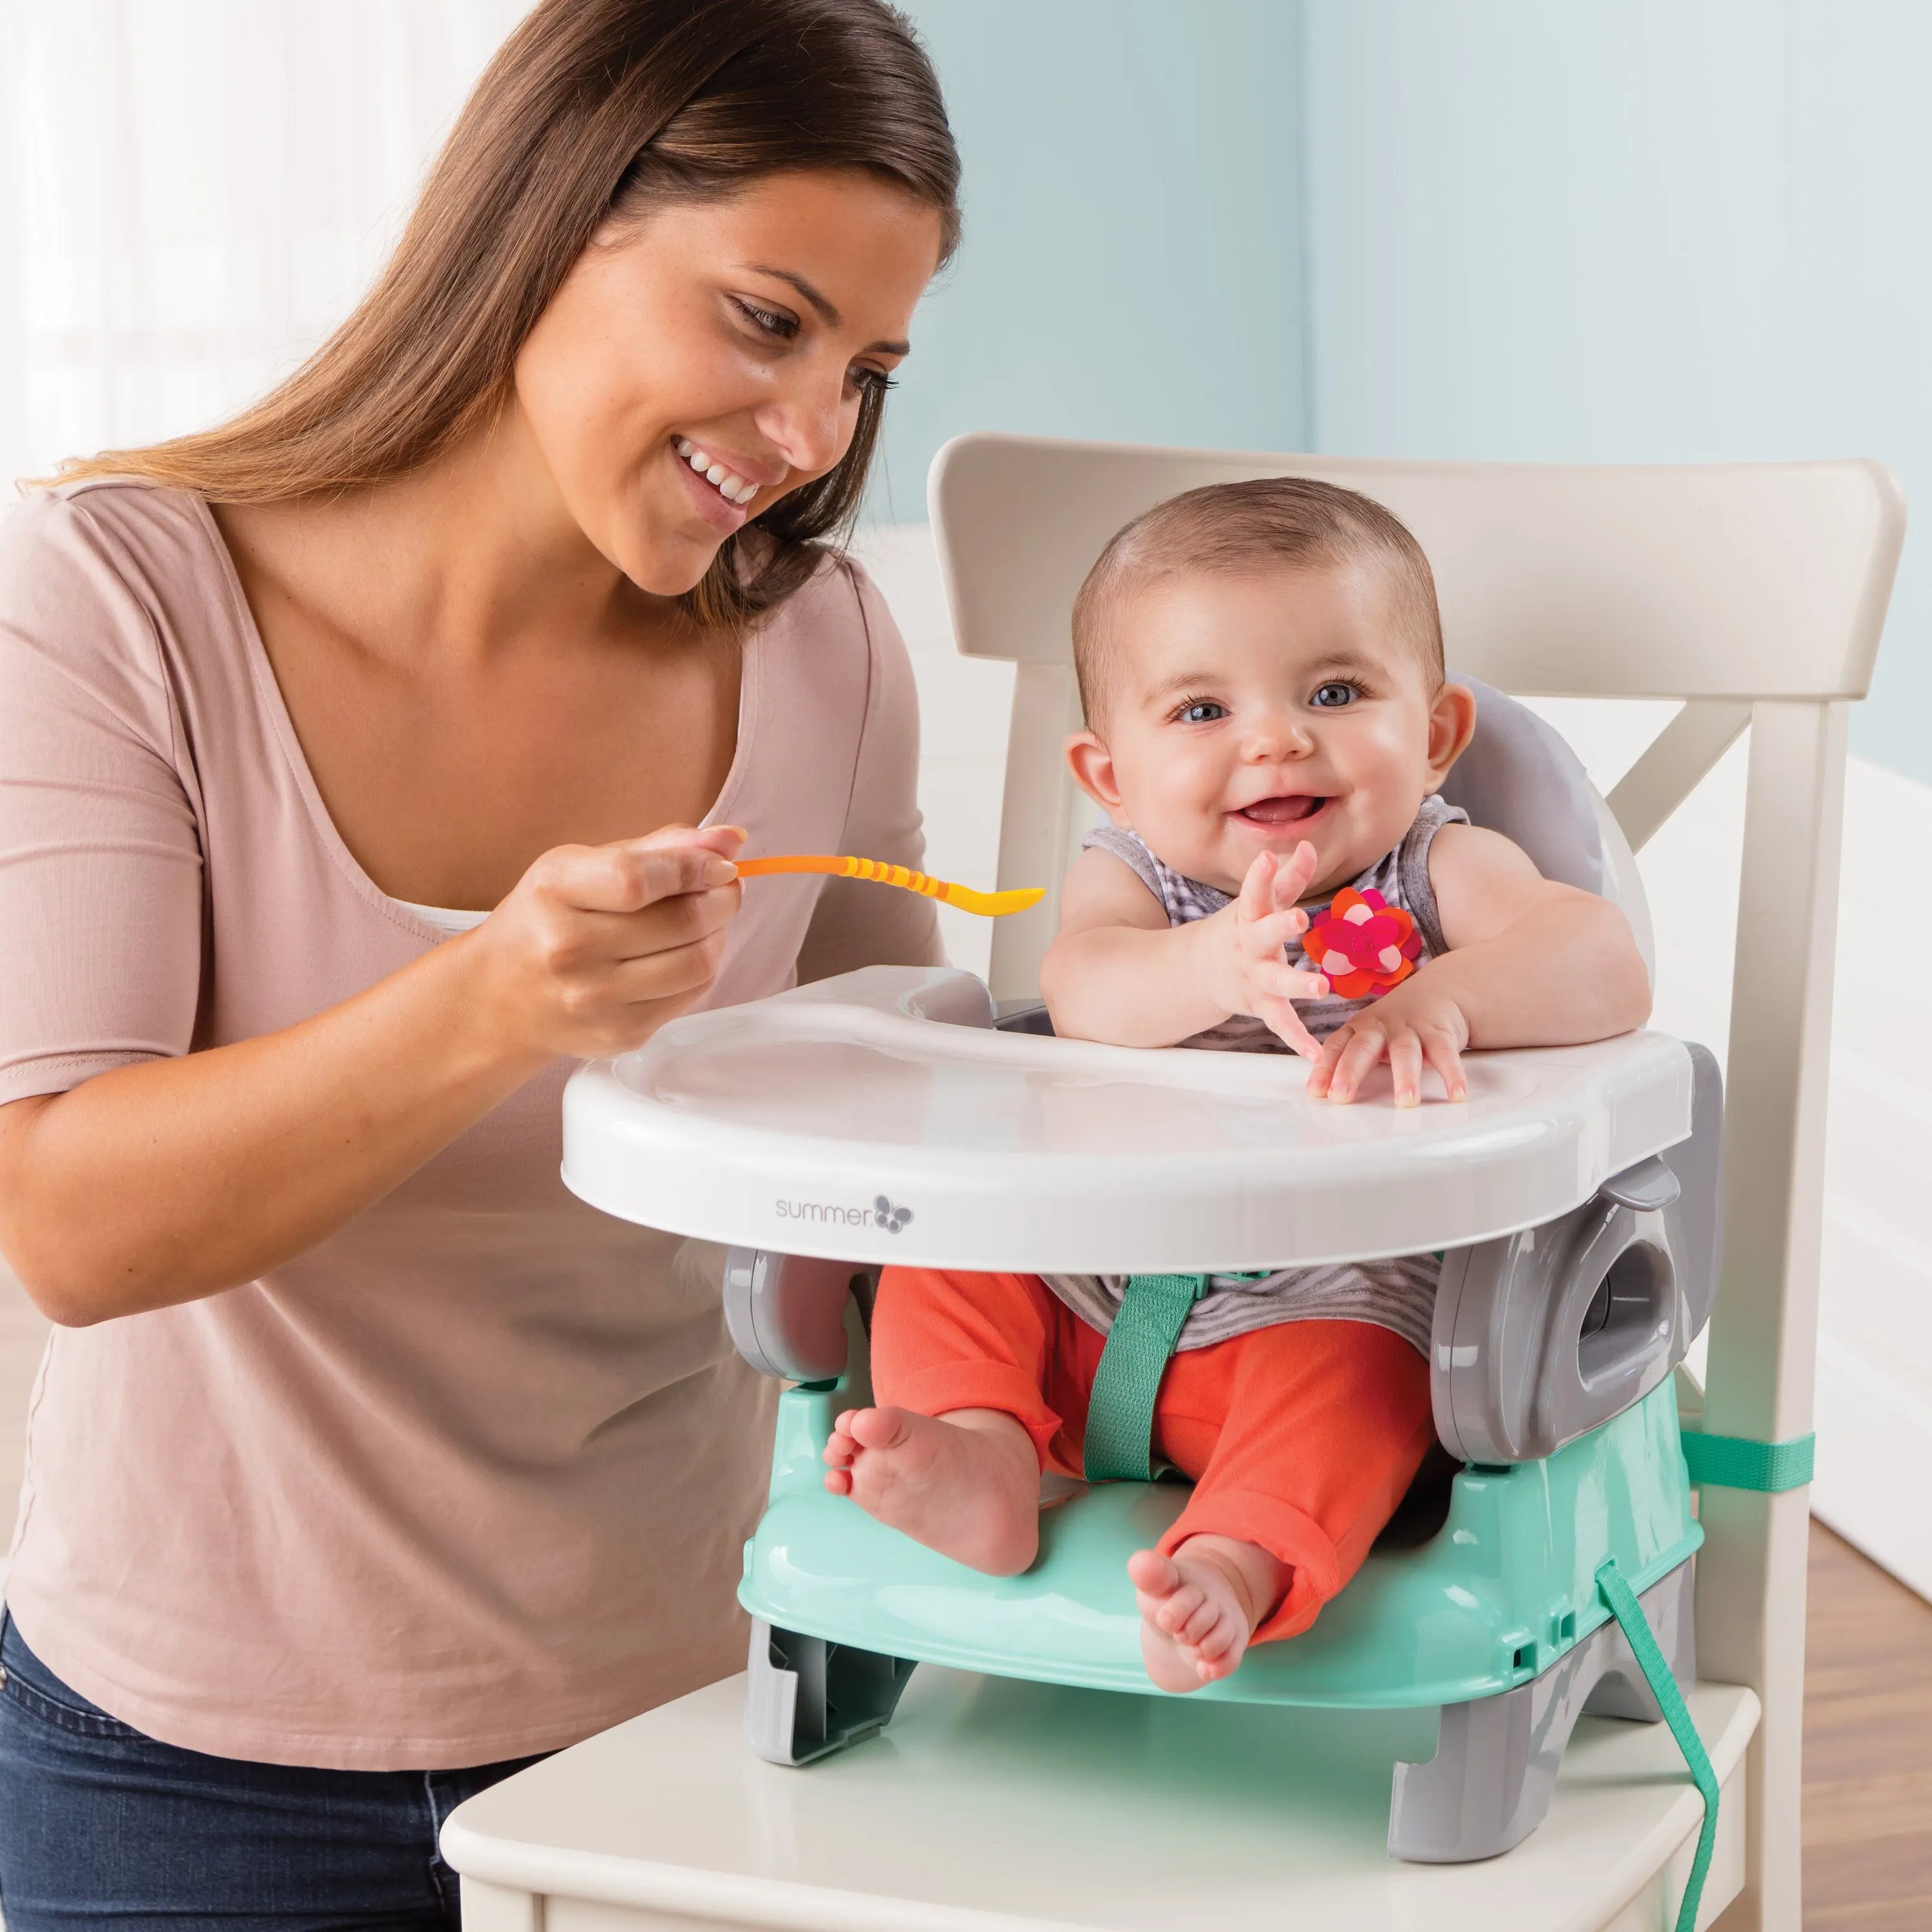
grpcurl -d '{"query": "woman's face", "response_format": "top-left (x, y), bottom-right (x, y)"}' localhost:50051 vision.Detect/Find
top-left (513, 169), bottom-right (944, 596)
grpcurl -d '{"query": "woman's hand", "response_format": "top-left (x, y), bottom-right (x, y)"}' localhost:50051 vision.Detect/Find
top-left (1201, 844), bottom-right (1328, 1058)
top-left (468, 822), bottom-right (745, 1060)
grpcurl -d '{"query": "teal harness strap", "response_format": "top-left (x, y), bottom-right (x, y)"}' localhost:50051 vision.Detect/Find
top-left (1680, 1425), bottom-right (1815, 1493)
top-left (1595, 1560), bottom-right (1718, 1932)
top-left (1083, 1273), bottom-right (1210, 1482)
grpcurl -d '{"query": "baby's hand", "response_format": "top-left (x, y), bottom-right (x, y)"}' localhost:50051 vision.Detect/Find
top-left (1305, 972), bottom-right (1470, 1107)
top-left (1208, 844), bottom-right (1330, 1058)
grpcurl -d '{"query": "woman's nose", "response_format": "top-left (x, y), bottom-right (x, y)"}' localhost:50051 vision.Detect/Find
top-left (754, 369), bottom-right (849, 478)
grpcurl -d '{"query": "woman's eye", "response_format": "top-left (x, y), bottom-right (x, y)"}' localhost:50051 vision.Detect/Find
top-left (1177, 701), bottom-right (1227, 724)
top-left (734, 298), bottom-right (797, 340)
top-left (1310, 682), bottom-right (1358, 709)
top-left (850, 366), bottom-right (898, 399)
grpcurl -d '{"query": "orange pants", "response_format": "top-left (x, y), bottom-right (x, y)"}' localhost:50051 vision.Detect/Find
top-left (872, 1268), bottom-right (1435, 1643)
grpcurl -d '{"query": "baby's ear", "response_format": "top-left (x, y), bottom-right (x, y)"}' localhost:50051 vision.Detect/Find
top-left (1064, 730), bottom-right (1132, 824)
top-left (1426, 682), bottom-right (1479, 786)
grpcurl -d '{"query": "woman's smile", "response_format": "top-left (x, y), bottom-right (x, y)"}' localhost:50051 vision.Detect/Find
top-left (670, 435), bottom-right (766, 533)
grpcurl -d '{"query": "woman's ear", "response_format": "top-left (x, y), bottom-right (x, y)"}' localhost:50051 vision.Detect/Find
top-left (1065, 730), bottom-right (1131, 824)
top-left (1425, 681), bottom-right (1479, 789)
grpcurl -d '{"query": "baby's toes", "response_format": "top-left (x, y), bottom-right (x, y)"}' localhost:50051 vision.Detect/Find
top-left (1153, 1585), bottom-right (1208, 1636)
top-left (1190, 1611), bottom-right (1242, 1661)
top-left (1126, 1549), bottom-right (1181, 1598)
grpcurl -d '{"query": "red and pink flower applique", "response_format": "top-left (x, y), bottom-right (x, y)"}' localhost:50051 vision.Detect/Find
top-left (1303, 886), bottom-right (1423, 999)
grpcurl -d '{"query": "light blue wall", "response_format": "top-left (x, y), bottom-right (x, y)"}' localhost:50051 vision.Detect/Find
top-left (1302, 1), bottom-right (1932, 782)
top-left (873, 0), bottom-right (1309, 524)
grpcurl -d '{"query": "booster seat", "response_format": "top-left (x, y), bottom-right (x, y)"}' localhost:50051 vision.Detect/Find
top-left (562, 437), bottom-right (1902, 1917)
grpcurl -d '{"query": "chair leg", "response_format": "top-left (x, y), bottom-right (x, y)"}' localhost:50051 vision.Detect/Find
top-left (743, 1617), bottom-right (918, 1767)
top-left (1388, 1558), bottom-right (1696, 1861)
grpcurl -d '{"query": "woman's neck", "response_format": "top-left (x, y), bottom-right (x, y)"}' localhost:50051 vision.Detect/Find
top-left (216, 402), bottom-right (685, 673)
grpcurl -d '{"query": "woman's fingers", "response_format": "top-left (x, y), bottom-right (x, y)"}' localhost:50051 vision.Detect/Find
top-left (539, 837), bottom-right (741, 916)
top-left (473, 826), bottom-right (752, 1060)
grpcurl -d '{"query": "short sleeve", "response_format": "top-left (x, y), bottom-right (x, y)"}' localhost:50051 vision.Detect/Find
top-left (0, 493), bottom-right (205, 1104)
top-left (794, 560), bottom-right (944, 983)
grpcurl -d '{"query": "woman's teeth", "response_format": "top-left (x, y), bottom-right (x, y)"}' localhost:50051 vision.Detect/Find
top-left (675, 438), bottom-right (759, 507)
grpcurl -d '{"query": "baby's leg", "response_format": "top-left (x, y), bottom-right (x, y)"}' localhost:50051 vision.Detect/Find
top-left (823, 1269), bottom-right (1068, 1577)
top-left (1133, 1318), bottom-right (1435, 1691)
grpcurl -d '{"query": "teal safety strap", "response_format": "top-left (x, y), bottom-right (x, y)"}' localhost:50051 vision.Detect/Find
top-left (1595, 1560), bottom-right (1718, 1932)
top-left (1680, 1425), bottom-right (1815, 1493)
top-left (1083, 1273), bottom-right (1209, 1482)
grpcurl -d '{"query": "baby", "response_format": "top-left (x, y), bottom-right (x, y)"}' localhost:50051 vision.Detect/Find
top-left (824, 478), bottom-right (1651, 1692)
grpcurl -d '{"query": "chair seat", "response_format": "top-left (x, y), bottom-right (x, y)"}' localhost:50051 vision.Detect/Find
top-left (742, 1380), bottom-right (1700, 1710)
top-left (444, 1667), bottom-right (1757, 1931)
top-left (562, 965), bottom-right (1698, 1273)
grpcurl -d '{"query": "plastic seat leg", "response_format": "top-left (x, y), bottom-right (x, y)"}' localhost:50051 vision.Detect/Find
top-left (1388, 1558), bottom-right (1696, 1861)
top-left (744, 1618), bottom-right (918, 1766)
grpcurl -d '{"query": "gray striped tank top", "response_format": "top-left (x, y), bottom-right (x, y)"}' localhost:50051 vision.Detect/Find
top-left (1041, 794), bottom-right (1468, 1358)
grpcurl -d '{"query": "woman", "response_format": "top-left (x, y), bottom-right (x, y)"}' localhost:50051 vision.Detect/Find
top-left (0, 1), bottom-right (958, 1922)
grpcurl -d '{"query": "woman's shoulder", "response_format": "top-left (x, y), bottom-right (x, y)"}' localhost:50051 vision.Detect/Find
top-left (1, 478), bottom-right (229, 616)
top-left (0, 480), bottom-right (239, 729)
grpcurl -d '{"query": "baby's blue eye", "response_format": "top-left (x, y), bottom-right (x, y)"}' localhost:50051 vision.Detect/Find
top-left (1311, 682), bottom-right (1358, 709)
top-left (1178, 701), bottom-right (1227, 724)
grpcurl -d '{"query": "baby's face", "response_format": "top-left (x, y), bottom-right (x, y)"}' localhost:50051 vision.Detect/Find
top-left (1069, 564), bottom-right (1470, 899)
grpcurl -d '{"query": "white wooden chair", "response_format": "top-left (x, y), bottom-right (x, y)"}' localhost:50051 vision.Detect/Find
top-left (444, 435), bottom-right (1902, 1932)
top-left (931, 433), bottom-right (1905, 1929)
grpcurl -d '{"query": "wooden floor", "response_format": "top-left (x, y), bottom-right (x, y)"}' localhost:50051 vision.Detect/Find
top-left (0, 1269), bottom-right (1925, 1922)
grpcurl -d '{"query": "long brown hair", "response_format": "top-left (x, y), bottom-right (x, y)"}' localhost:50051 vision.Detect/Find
top-left (48, 0), bottom-right (960, 630)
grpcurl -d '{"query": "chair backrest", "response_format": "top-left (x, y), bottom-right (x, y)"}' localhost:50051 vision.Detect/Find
top-left (928, 434), bottom-right (1905, 1823)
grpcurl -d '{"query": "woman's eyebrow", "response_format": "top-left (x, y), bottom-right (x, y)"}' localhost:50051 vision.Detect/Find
top-left (743, 264), bottom-right (910, 355)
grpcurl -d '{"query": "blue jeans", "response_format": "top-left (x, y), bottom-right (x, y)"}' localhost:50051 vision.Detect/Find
top-left (0, 1609), bottom-right (542, 1929)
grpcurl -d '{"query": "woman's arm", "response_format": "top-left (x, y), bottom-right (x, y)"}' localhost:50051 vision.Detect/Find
top-left (0, 831), bottom-right (741, 1327)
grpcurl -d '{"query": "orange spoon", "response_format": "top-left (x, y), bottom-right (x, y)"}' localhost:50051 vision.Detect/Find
top-left (733, 854), bottom-right (1044, 918)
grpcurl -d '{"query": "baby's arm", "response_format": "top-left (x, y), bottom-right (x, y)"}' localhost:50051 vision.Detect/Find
top-left (1041, 846), bottom-right (1329, 1054)
top-left (1307, 824), bottom-right (1651, 1106)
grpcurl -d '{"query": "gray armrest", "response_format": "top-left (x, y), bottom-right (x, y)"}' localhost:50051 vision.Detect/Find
top-left (723, 1247), bottom-right (877, 1382)
top-left (1432, 1044), bottom-right (1722, 1464)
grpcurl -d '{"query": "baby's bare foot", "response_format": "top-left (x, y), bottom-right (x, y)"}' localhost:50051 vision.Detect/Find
top-left (1127, 1536), bottom-right (1289, 1692)
top-left (822, 1406), bottom-right (1039, 1575)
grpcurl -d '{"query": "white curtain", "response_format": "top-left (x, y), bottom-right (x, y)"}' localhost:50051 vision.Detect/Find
top-left (0, 0), bottom-right (528, 489)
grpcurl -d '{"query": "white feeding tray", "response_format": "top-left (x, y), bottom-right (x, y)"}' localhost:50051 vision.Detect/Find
top-left (562, 966), bottom-right (1694, 1273)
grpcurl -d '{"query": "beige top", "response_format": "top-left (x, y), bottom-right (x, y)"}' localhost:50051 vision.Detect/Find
top-left (0, 479), bottom-right (940, 1770)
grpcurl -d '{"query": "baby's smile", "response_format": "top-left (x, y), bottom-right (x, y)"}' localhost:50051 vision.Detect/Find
top-left (1232, 793), bottom-right (1331, 828)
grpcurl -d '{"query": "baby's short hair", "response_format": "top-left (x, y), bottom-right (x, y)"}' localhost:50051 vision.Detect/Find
top-left (1070, 476), bottom-right (1445, 726)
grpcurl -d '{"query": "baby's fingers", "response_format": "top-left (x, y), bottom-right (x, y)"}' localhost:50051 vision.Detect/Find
top-left (1271, 839), bottom-right (1321, 909)
top-left (1421, 1027), bottom-right (1468, 1104)
top-left (1324, 1023), bottom-right (1390, 1105)
top-left (1258, 996), bottom-right (1323, 1061)
top-left (1388, 1028), bottom-right (1424, 1108)
top-left (1235, 850), bottom-right (1280, 923)
top-left (1252, 959), bottom-right (1329, 1003)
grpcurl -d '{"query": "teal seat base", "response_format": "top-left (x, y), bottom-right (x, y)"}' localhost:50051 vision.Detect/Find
top-left (741, 1378), bottom-right (1701, 1709)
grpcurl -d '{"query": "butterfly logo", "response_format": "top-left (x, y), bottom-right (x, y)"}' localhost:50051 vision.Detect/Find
top-left (874, 1196), bottom-right (914, 1234)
